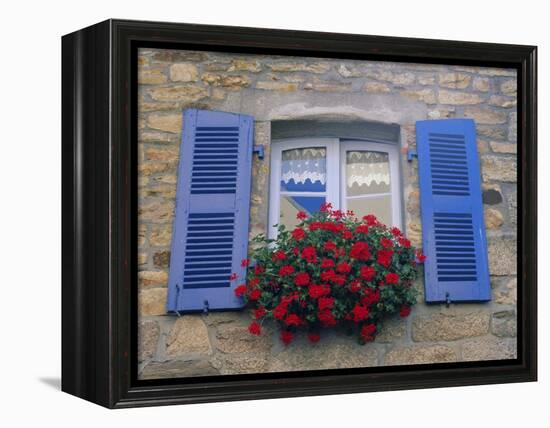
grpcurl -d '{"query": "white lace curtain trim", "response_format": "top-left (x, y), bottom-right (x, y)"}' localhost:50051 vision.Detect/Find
top-left (346, 163), bottom-right (390, 187)
top-left (281, 159), bottom-right (327, 185)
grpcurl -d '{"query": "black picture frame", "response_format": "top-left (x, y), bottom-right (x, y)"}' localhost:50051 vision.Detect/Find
top-left (61, 19), bottom-right (537, 408)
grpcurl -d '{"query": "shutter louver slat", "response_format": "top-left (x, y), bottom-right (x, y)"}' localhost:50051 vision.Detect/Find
top-left (416, 119), bottom-right (491, 303)
top-left (166, 109), bottom-right (254, 312)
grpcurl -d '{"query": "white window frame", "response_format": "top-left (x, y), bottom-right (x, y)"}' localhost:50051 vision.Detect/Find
top-left (269, 137), bottom-right (402, 239)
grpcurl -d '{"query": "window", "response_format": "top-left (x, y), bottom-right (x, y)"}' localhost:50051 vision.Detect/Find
top-left (269, 137), bottom-right (402, 238)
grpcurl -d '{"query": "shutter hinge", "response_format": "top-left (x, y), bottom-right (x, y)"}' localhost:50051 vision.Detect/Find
top-left (407, 149), bottom-right (418, 162)
top-left (174, 284), bottom-right (182, 316)
top-left (203, 300), bottom-right (210, 315)
top-left (445, 292), bottom-right (451, 308)
top-left (253, 145), bottom-right (265, 160)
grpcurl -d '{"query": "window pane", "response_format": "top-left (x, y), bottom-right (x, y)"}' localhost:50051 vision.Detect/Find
top-left (346, 151), bottom-right (390, 196)
top-left (347, 195), bottom-right (392, 226)
top-left (279, 196), bottom-right (326, 230)
top-left (281, 147), bottom-right (326, 192)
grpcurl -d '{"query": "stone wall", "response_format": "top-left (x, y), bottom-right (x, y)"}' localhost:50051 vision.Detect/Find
top-left (137, 48), bottom-right (517, 379)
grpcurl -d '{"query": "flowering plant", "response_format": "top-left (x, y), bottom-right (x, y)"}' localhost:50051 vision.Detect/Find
top-left (233, 203), bottom-right (425, 345)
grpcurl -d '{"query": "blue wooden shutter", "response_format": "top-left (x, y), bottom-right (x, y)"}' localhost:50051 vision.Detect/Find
top-left (166, 109), bottom-right (254, 312)
top-left (416, 119), bottom-right (491, 303)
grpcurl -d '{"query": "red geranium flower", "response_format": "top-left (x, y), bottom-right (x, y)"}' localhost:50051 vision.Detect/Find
top-left (351, 304), bottom-right (369, 322)
top-left (301, 246), bottom-right (317, 262)
top-left (360, 323), bottom-right (376, 341)
top-left (279, 265), bottom-right (295, 276)
top-left (273, 303), bottom-right (287, 320)
top-left (320, 258), bottom-right (335, 269)
top-left (332, 209), bottom-right (344, 220)
top-left (248, 277), bottom-right (260, 287)
top-left (254, 306), bottom-right (267, 319)
top-left (361, 288), bottom-right (381, 306)
top-left (307, 332), bottom-right (321, 343)
top-left (350, 241), bottom-right (370, 260)
top-left (377, 249), bottom-right (394, 267)
top-left (241, 258), bottom-right (250, 267)
top-left (336, 262), bottom-right (352, 274)
top-left (281, 292), bottom-right (299, 305)
top-left (342, 230), bottom-right (353, 239)
top-left (285, 314), bottom-right (301, 327)
top-left (296, 211), bottom-right (307, 220)
top-left (229, 273), bottom-right (237, 281)
top-left (360, 266), bottom-right (376, 281)
top-left (416, 250), bottom-right (427, 263)
top-left (399, 237), bottom-right (411, 248)
top-left (318, 297), bottom-right (334, 311)
top-left (254, 265), bottom-right (263, 275)
top-left (280, 330), bottom-right (294, 345)
top-left (294, 272), bottom-right (311, 287)
top-left (363, 214), bottom-right (378, 225)
top-left (320, 202), bottom-right (333, 212)
top-left (248, 321), bottom-right (261, 335)
top-left (356, 224), bottom-right (369, 234)
top-left (272, 250), bottom-right (286, 261)
top-left (318, 309), bottom-right (337, 327)
top-left (234, 284), bottom-right (247, 297)
top-left (380, 237), bottom-right (393, 249)
top-left (320, 269), bottom-right (335, 282)
top-left (331, 274), bottom-right (346, 286)
top-left (390, 226), bottom-right (402, 237)
top-left (309, 284), bottom-right (330, 299)
top-left (349, 279), bottom-right (362, 293)
top-left (324, 240), bottom-right (337, 252)
top-left (248, 288), bottom-right (262, 301)
top-left (291, 227), bottom-right (306, 240)
top-left (309, 221), bottom-right (322, 231)
top-left (399, 305), bottom-right (411, 318)
top-left (385, 272), bottom-right (400, 285)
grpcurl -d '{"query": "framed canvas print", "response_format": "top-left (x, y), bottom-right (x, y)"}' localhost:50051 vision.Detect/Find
top-left (61, 19), bottom-right (537, 408)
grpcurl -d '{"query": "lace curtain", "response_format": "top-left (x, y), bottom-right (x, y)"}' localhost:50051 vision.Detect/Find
top-left (346, 151), bottom-right (390, 191)
top-left (281, 148), bottom-right (326, 192)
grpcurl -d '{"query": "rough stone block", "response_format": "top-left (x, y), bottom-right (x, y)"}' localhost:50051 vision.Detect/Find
top-left (484, 208), bottom-right (504, 230)
top-left (412, 312), bottom-right (490, 342)
top-left (140, 359), bottom-right (218, 379)
top-left (269, 339), bottom-right (378, 372)
top-left (169, 63), bottom-right (199, 82)
top-left (138, 200), bottom-right (174, 223)
top-left (146, 113), bottom-right (183, 134)
top-left (363, 82), bottom-right (391, 93)
top-left (400, 89), bottom-right (436, 104)
top-left (150, 225), bottom-right (172, 246)
top-left (488, 238), bottom-right (517, 276)
top-left (481, 156), bottom-right (517, 182)
top-left (385, 345), bottom-right (456, 365)
top-left (256, 81), bottom-right (298, 92)
top-left (439, 72), bottom-right (471, 89)
top-left (438, 90), bottom-right (484, 105)
top-left (138, 69), bottom-right (167, 85)
top-left (139, 288), bottom-right (168, 316)
top-left (215, 325), bottom-right (272, 354)
top-left (464, 107), bottom-right (507, 124)
top-left (138, 270), bottom-right (168, 288)
top-left (494, 277), bottom-right (517, 305)
top-left (138, 320), bottom-right (160, 362)
top-left (491, 311), bottom-right (517, 337)
top-left (149, 85), bottom-right (208, 102)
top-left (166, 316), bottom-right (212, 357)
top-left (461, 336), bottom-right (517, 361)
